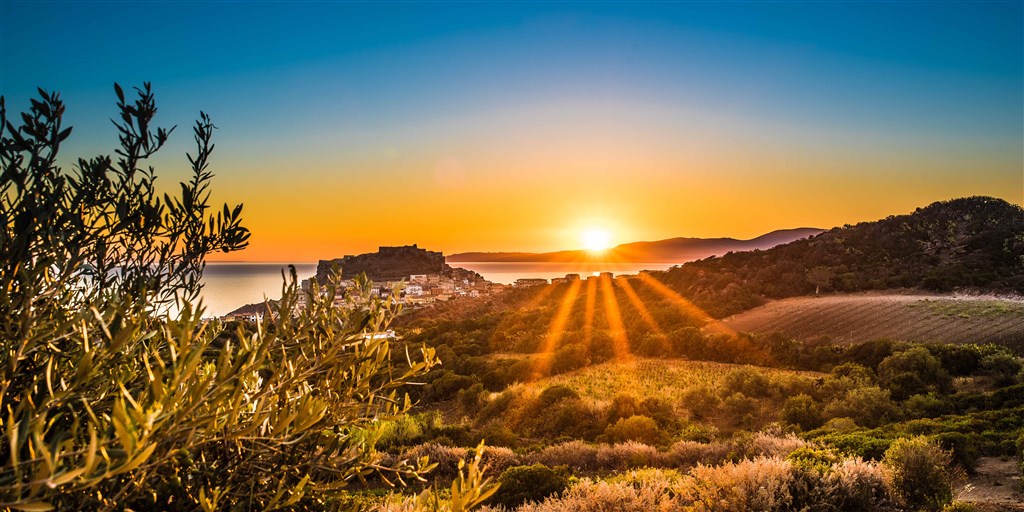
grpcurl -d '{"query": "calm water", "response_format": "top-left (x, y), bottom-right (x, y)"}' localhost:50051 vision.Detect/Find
top-left (200, 263), bottom-right (317, 316)
top-left (199, 261), bottom-right (678, 316)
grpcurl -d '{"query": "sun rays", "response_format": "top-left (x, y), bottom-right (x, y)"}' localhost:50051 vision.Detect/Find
top-left (530, 279), bottom-right (583, 378)
top-left (636, 272), bottom-right (736, 336)
top-left (598, 273), bottom-right (633, 362)
top-left (514, 268), bottom-right (736, 382)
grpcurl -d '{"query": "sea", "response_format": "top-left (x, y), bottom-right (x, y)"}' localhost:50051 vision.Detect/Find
top-left (199, 261), bottom-right (678, 317)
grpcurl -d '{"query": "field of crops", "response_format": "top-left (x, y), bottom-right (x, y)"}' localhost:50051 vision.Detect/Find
top-left (722, 294), bottom-right (1024, 349)
top-left (510, 358), bottom-right (823, 405)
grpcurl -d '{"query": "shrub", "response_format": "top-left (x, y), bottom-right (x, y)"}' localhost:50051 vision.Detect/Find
top-left (878, 347), bottom-right (952, 400)
top-left (722, 366), bottom-right (773, 398)
top-left (516, 478), bottom-right (679, 512)
top-left (783, 393), bottom-right (824, 430)
top-left (457, 382), bottom-right (490, 413)
top-left (549, 343), bottom-right (591, 375)
top-left (522, 397), bottom-right (605, 440)
top-left (490, 464), bottom-right (569, 508)
top-left (748, 432), bottom-right (811, 459)
top-left (722, 392), bottom-right (760, 427)
top-left (477, 388), bottom-right (525, 424)
top-left (533, 441), bottom-right (599, 471)
top-left (678, 457), bottom-right (796, 510)
top-left (904, 393), bottom-right (952, 419)
top-left (681, 385), bottom-right (721, 420)
top-left (636, 332), bottom-right (671, 357)
top-left (535, 385), bottom-right (580, 406)
top-left (786, 447), bottom-right (841, 472)
top-left (979, 353), bottom-right (1022, 386)
top-left (664, 440), bottom-right (728, 467)
top-left (601, 415), bottom-right (665, 445)
top-left (428, 370), bottom-right (478, 400)
top-left (481, 446), bottom-right (522, 475)
top-left (883, 436), bottom-right (958, 511)
top-left (824, 386), bottom-right (901, 428)
top-left (935, 432), bottom-right (980, 474)
top-left (378, 415), bottom-right (425, 449)
top-left (677, 422), bottom-right (720, 443)
top-left (826, 457), bottom-right (898, 511)
top-left (403, 443), bottom-right (469, 479)
top-left (812, 430), bottom-right (893, 460)
top-left (606, 394), bottom-right (641, 423)
top-left (473, 422), bottom-right (521, 448)
top-left (638, 396), bottom-right (677, 428)
top-left (595, 441), bottom-right (662, 470)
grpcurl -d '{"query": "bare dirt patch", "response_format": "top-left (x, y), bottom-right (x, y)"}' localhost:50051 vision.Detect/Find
top-left (959, 456), bottom-right (1024, 511)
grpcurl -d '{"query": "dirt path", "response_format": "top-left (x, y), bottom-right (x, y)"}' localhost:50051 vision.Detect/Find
top-left (960, 457), bottom-right (1024, 511)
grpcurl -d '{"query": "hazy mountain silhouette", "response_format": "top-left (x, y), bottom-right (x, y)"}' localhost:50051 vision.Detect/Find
top-left (446, 228), bottom-right (824, 263)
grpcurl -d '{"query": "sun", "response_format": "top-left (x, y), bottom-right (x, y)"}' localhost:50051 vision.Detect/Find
top-left (581, 228), bottom-right (612, 252)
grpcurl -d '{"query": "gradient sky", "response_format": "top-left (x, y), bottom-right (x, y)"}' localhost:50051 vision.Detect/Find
top-left (2, 1), bottom-right (1021, 261)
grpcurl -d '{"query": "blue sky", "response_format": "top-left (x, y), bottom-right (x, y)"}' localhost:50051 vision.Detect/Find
top-left (1, 1), bottom-right (1021, 258)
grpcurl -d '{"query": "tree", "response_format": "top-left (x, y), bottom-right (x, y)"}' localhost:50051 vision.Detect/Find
top-left (806, 266), bottom-right (834, 295)
top-left (0, 85), bottom-right (485, 510)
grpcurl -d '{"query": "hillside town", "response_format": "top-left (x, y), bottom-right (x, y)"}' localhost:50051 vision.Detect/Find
top-left (220, 245), bottom-right (647, 322)
top-left (223, 245), bottom-right (509, 321)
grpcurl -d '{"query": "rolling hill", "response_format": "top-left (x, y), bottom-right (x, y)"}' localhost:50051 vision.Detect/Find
top-left (446, 228), bottom-right (823, 263)
top-left (651, 196), bottom-right (1024, 318)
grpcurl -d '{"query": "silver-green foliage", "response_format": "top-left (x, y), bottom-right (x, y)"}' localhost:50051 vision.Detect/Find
top-left (0, 85), bottom-right (443, 510)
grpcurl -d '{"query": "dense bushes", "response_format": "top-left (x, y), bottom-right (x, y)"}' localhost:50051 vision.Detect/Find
top-left (600, 415), bottom-right (665, 445)
top-left (884, 437), bottom-right (959, 511)
top-left (485, 439), bottom-right (964, 512)
top-left (878, 347), bottom-right (952, 400)
top-left (490, 465), bottom-right (569, 508)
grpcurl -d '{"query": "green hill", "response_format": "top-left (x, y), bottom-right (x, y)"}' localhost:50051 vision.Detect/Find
top-left (651, 197), bottom-right (1024, 318)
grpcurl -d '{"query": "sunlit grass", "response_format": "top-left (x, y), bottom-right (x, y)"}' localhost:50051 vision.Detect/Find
top-left (511, 358), bottom-right (824, 405)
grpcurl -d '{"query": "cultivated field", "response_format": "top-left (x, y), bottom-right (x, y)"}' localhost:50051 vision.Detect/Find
top-left (721, 293), bottom-right (1024, 349)
top-left (510, 358), bottom-right (824, 405)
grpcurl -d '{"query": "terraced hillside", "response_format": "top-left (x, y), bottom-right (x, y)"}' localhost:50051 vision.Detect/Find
top-left (722, 294), bottom-right (1024, 349)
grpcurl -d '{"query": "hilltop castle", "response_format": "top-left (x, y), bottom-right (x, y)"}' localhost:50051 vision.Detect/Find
top-left (315, 244), bottom-right (446, 283)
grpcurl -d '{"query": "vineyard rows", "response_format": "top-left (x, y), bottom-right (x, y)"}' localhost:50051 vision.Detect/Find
top-left (722, 294), bottom-right (1024, 349)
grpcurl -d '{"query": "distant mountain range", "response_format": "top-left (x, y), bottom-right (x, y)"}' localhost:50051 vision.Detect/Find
top-left (446, 228), bottom-right (824, 263)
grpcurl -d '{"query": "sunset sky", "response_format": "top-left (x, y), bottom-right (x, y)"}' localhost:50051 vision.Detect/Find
top-left (2, 1), bottom-right (1021, 261)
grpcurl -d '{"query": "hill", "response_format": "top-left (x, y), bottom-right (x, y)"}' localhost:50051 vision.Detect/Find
top-left (651, 197), bottom-right (1024, 318)
top-left (721, 294), bottom-right (1024, 351)
top-left (446, 228), bottom-right (823, 263)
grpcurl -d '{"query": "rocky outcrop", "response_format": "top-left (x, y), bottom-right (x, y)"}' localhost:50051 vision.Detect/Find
top-left (316, 244), bottom-right (447, 283)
